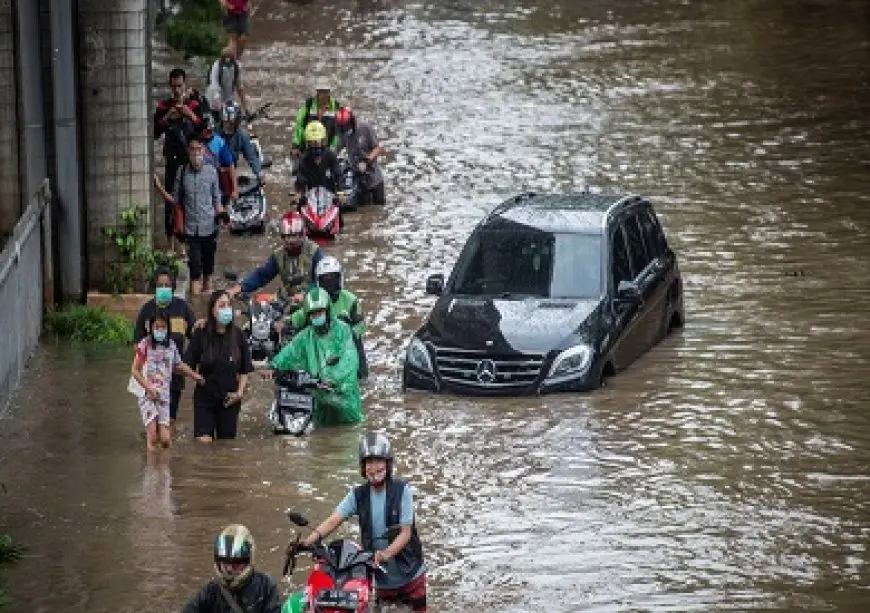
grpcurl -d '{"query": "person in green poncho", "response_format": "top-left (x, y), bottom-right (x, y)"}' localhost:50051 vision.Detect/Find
top-left (267, 287), bottom-right (362, 426)
top-left (288, 255), bottom-right (368, 379)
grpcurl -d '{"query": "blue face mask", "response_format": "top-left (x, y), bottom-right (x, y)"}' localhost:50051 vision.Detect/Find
top-left (217, 307), bottom-right (234, 326)
top-left (153, 329), bottom-right (167, 343)
top-left (311, 314), bottom-right (327, 328)
top-left (155, 287), bottom-right (173, 305)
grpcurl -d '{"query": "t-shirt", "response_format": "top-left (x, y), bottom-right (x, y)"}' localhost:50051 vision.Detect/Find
top-left (338, 122), bottom-right (384, 186)
top-left (335, 484), bottom-right (423, 589)
top-left (209, 59), bottom-right (243, 108)
top-left (133, 297), bottom-right (196, 390)
top-left (226, 0), bottom-right (248, 14)
top-left (135, 338), bottom-right (182, 402)
top-left (183, 325), bottom-right (253, 407)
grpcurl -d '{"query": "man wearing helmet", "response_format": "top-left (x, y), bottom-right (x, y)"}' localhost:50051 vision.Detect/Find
top-left (291, 82), bottom-right (341, 153)
top-left (267, 287), bottom-right (362, 425)
top-left (289, 255), bottom-right (368, 379)
top-left (336, 106), bottom-right (386, 208)
top-left (294, 120), bottom-right (342, 206)
top-left (227, 212), bottom-right (323, 304)
top-left (219, 100), bottom-right (264, 186)
top-left (183, 524), bottom-right (281, 612)
top-left (202, 113), bottom-right (239, 202)
top-left (296, 433), bottom-right (428, 612)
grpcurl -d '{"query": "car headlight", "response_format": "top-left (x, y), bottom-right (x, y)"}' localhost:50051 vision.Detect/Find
top-left (547, 344), bottom-right (593, 381)
top-left (406, 337), bottom-right (433, 373)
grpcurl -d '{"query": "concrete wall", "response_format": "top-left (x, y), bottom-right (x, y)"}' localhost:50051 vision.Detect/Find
top-left (0, 0), bottom-right (21, 246)
top-left (77, 0), bottom-right (152, 288)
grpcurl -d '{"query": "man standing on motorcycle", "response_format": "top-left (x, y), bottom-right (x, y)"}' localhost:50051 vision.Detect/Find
top-left (289, 256), bottom-right (368, 379)
top-left (294, 433), bottom-right (428, 612)
top-left (183, 524), bottom-right (281, 613)
top-left (291, 81), bottom-right (341, 153)
top-left (219, 100), bottom-right (265, 186)
top-left (227, 212), bottom-right (322, 304)
top-left (336, 106), bottom-right (386, 207)
top-left (294, 121), bottom-right (342, 203)
top-left (266, 288), bottom-right (362, 425)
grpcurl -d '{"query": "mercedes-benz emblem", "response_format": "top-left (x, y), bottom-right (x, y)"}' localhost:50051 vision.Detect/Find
top-left (475, 359), bottom-right (497, 383)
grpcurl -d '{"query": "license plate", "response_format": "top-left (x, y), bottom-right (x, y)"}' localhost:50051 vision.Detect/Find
top-left (279, 390), bottom-right (313, 408)
top-left (316, 589), bottom-right (358, 607)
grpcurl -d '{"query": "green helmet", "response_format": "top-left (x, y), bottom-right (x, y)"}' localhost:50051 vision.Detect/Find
top-left (303, 287), bottom-right (331, 317)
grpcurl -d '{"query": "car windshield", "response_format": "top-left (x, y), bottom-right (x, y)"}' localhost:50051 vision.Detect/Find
top-left (450, 229), bottom-right (602, 298)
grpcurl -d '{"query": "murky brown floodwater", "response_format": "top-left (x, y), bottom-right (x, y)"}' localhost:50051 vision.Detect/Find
top-left (3, 0), bottom-right (870, 611)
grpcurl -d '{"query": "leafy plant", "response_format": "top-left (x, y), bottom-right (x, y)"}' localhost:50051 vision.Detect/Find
top-left (44, 305), bottom-right (133, 345)
top-left (160, 0), bottom-right (226, 59)
top-left (0, 533), bottom-right (23, 607)
top-left (101, 205), bottom-right (184, 295)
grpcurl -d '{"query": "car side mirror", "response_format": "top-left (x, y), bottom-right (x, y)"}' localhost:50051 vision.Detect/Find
top-left (614, 280), bottom-right (642, 305)
top-left (425, 273), bottom-right (444, 296)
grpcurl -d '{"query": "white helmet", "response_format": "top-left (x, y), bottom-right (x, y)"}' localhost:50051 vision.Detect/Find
top-left (314, 80), bottom-right (331, 93)
top-left (315, 256), bottom-right (342, 297)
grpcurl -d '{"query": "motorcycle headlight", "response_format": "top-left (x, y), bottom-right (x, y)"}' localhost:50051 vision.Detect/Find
top-left (405, 337), bottom-right (433, 373)
top-left (546, 344), bottom-right (593, 382)
top-left (252, 321), bottom-right (271, 340)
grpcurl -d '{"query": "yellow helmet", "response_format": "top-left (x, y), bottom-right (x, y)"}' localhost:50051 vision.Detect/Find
top-left (304, 120), bottom-right (328, 147)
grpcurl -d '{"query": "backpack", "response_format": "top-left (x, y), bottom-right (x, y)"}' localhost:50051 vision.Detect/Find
top-left (207, 59), bottom-right (241, 95)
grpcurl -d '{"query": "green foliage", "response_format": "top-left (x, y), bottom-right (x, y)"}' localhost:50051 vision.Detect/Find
top-left (0, 533), bottom-right (23, 607)
top-left (102, 205), bottom-right (184, 295)
top-left (44, 305), bottom-right (133, 345)
top-left (161, 0), bottom-right (227, 59)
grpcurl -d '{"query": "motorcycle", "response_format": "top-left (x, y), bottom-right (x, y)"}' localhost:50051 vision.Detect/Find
top-left (224, 270), bottom-right (304, 364)
top-left (281, 512), bottom-right (402, 613)
top-left (298, 186), bottom-right (342, 244)
top-left (337, 153), bottom-right (361, 212)
top-left (228, 102), bottom-right (273, 235)
top-left (268, 370), bottom-right (323, 436)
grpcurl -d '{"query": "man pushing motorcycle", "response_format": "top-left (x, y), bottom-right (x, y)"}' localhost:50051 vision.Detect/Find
top-left (227, 212), bottom-right (322, 306)
top-left (287, 433), bottom-right (428, 612)
top-left (264, 287), bottom-right (362, 426)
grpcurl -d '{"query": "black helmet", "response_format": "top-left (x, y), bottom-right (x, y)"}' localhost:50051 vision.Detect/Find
top-left (359, 432), bottom-right (392, 478)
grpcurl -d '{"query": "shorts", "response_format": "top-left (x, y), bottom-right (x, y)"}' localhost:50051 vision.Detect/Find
top-left (223, 11), bottom-right (249, 36)
top-left (139, 398), bottom-right (171, 427)
top-left (193, 401), bottom-right (241, 439)
top-left (377, 573), bottom-right (427, 613)
top-left (186, 233), bottom-right (218, 280)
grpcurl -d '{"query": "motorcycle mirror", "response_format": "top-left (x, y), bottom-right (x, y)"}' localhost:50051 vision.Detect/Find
top-left (261, 157), bottom-right (273, 169)
top-left (224, 269), bottom-right (239, 282)
top-left (286, 511), bottom-right (310, 527)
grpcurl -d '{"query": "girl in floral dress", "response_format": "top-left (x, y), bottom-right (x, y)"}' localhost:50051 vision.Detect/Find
top-left (131, 312), bottom-right (204, 450)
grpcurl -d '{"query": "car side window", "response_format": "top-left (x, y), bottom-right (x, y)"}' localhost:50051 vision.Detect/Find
top-left (638, 208), bottom-right (663, 259)
top-left (611, 226), bottom-right (631, 289)
top-left (623, 215), bottom-right (649, 277)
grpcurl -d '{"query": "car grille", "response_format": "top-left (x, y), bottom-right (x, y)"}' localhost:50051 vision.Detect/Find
top-left (433, 345), bottom-right (546, 388)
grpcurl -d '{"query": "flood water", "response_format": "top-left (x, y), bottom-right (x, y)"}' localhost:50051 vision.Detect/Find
top-left (3, 1), bottom-right (870, 611)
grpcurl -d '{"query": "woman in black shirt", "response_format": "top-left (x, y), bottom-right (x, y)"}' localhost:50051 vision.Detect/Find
top-left (184, 289), bottom-right (252, 441)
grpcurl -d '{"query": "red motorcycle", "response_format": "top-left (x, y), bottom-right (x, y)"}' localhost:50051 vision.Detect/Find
top-left (298, 186), bottom-right (342, 245)
top-left (282, 512), bottom-right (399, 613)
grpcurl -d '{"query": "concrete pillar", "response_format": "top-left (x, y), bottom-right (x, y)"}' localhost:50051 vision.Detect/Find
top-left (15, 0), bottom-right (48, 204)
top-left (77, 0), bottom-right (152, 289)
top-left (49, 0), bottom-right (87, 300)
top-left (0, 0), bottom-right (21, 246)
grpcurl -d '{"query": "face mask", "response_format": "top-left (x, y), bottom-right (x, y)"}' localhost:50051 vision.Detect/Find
top-left (311, 314), bottom-right (327, 328)
top-left (191, 154), bottom-right (204, 169)
top-left (153, 329), bottom-right (167, 343)
top-left (155, 287), bottom-right (173, 304)
top-left (217, 307), bottom-right (234, 325)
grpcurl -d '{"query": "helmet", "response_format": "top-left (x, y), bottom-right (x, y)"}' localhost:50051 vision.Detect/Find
top-left (315, 256), bottom-right (342, 297)
top-left (336, 106), bottom-right (355, 129)
top-left (303, 287), bottom-right (331, 317)
top-left (314, 80), bottom-right (331, 93)
top-left (304, 120), bottom-right (328, 148)
top-left (221, 99), bottom-right (242, 125)
top-left (213, 524), bottom-right (255, 590)
top-left (280, 212), bottom-right (306, 237)
top-left (359, 432), bottom-right (392, 478)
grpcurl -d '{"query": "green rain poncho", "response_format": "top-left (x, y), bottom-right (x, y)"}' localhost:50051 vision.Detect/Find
top-left (270, 318), bottom-right (362, 425)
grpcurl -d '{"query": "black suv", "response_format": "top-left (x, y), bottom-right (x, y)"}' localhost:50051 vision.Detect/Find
top-left (402, 192), bottom-right (684, 395)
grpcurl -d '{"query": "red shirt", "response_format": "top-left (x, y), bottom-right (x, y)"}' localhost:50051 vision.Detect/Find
top-left (227, 0), bottom-right (248, 14)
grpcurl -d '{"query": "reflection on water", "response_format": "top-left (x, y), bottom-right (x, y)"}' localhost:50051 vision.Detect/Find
top-left (3, 0), bottom-right (870, 610)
